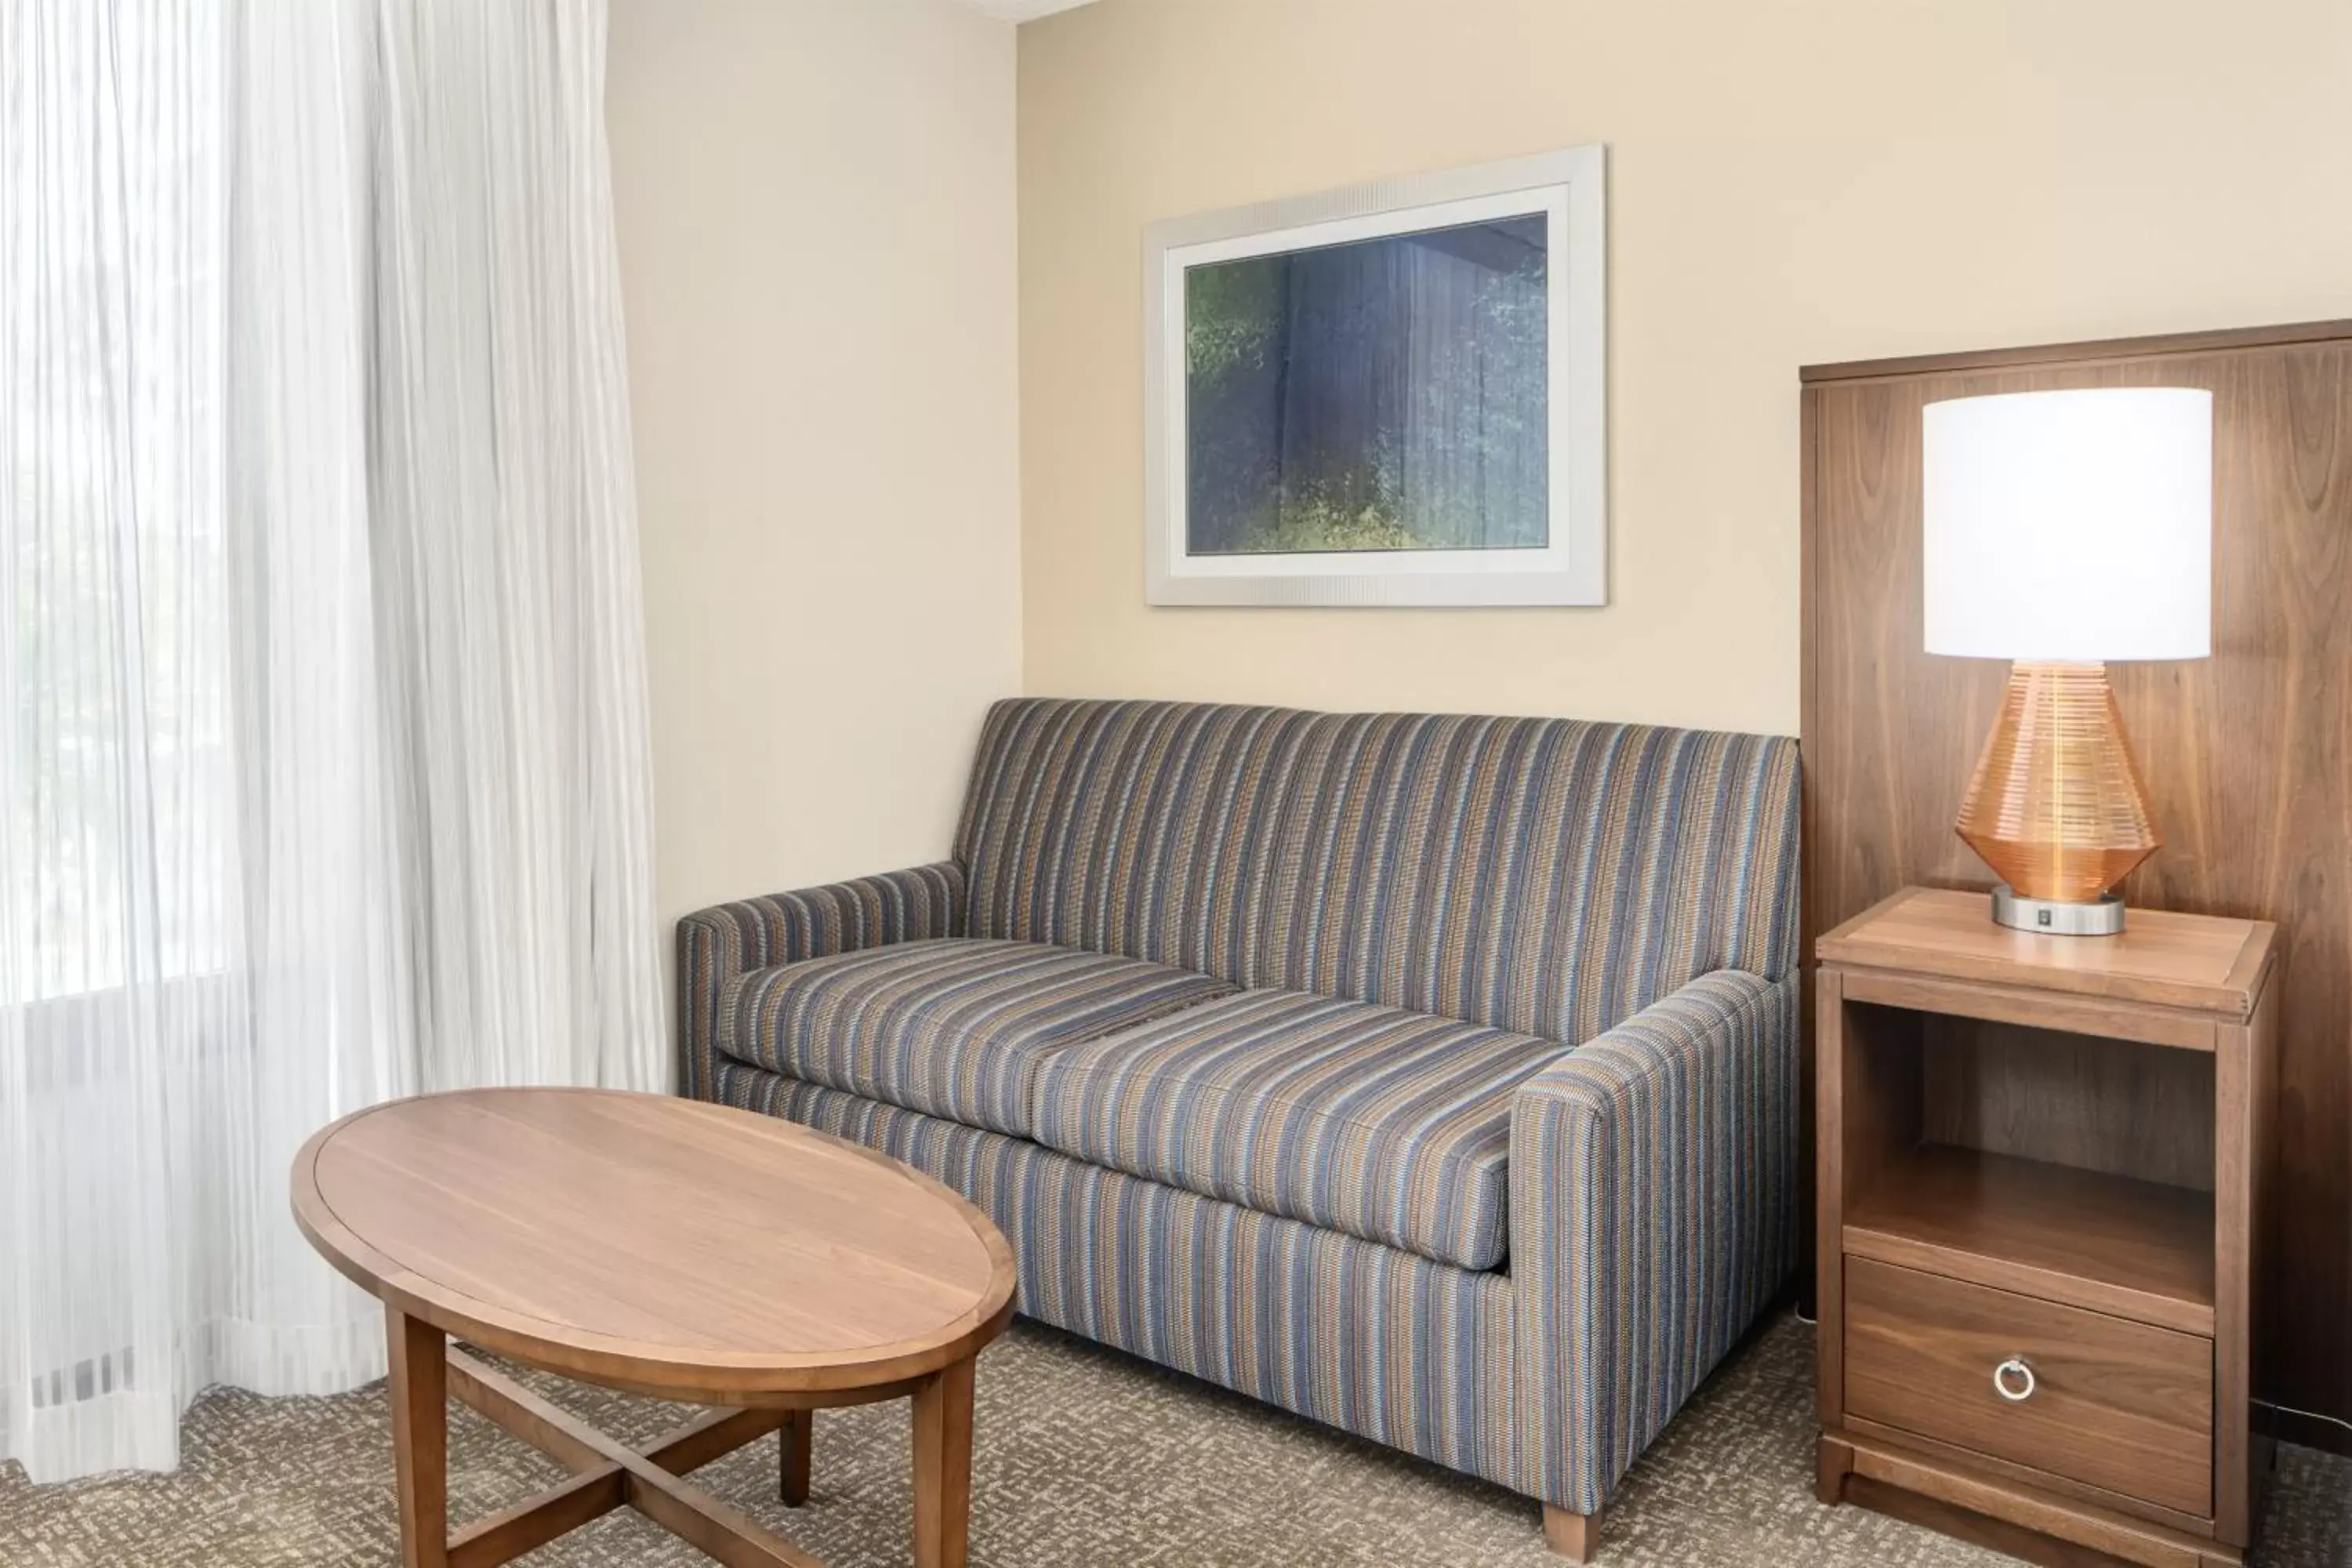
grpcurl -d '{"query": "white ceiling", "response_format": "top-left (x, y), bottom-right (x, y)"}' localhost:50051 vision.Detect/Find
top-left (956, 0), bottom-right (1099, 20)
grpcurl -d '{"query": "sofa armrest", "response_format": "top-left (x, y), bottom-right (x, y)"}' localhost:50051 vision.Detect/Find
top-left (675, 860), bottom-right (967, 1100)
top-left (1507, 968), bottom-right (1800, 1513)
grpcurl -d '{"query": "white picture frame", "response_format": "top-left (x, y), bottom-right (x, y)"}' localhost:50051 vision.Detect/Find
top-left (1143, 144), bottom-right (1606, 608)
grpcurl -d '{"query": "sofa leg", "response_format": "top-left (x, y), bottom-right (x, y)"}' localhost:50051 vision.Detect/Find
top-left (1542, 1503), bottom-right (1600, 1562)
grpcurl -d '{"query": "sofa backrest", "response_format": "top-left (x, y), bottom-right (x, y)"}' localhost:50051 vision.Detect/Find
top-left (953, 698), bottom-right (1799, 1045)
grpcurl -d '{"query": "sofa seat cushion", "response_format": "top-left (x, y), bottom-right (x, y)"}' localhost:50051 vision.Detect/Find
top-left (722, 938), bottom-right (1236, 1138)
top-left (1033, 989), bottom-right (1570, 1271)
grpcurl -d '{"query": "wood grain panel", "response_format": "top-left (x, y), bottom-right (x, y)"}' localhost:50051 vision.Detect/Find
top-left (1801, 319), bottom-right (2352, 385)
top-left (1919, 1019), bottom-right (2218, 1192)
top-left (1844, 1258), bottom-right (2215, 1518)
top-left (1803, 322), bottom-right (2352, 1439)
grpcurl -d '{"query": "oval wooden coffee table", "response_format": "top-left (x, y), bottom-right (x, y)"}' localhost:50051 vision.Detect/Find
top-left (291, 1088), bottom-right (1017, 1568)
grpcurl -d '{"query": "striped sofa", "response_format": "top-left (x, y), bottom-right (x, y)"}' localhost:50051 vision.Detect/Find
top-left (677, 698), bottom-right (1801, 1560)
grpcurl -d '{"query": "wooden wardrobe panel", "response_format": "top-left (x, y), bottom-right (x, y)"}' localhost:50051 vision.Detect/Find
top-left (1802, 328), bottom-right (2352, 1441)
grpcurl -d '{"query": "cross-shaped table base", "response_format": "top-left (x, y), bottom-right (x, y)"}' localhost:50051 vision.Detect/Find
top-left (386, 1308), bottom-right (976, 1568)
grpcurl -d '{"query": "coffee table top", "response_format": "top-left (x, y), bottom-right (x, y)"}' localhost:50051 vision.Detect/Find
top-left (291, 1089), bottom-right (1016, 1399)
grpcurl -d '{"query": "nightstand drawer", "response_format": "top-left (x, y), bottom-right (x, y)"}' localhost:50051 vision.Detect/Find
top-left (1843, 1257), bottom-right (2213, 1518)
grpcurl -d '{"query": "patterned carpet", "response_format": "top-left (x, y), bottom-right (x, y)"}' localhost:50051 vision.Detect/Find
top-left (1, 1312), bottom-right (2344, 1566)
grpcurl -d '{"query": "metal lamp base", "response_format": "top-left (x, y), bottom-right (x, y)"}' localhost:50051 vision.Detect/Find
top-left (1991, 884), bottom-right (2126, 937)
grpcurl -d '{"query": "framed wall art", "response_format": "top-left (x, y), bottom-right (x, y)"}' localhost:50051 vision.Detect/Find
top-left (1143, 144), bottom-right (1606, 607)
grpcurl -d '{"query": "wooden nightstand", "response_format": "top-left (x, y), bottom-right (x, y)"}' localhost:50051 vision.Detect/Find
top-left (1813, 887), bottom-right (2278, 1568)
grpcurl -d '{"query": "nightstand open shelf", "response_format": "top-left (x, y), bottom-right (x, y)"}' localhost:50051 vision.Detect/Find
top-left (1845, 1143), bottom-right (2214, 1337)
top-left (1815, 887), bottom-right (2278, 1568)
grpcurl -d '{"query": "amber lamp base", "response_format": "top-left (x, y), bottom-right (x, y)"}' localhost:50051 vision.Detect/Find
top-left (1955, 661), bottom-right (2158, 935)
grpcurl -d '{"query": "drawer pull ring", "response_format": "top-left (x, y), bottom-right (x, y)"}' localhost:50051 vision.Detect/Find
top-left (1992, 1357), bottom-right (2036, 1403)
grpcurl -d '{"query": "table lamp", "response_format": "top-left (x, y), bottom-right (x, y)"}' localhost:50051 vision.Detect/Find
top-left (1922, 387), bottom-right (2212, 935)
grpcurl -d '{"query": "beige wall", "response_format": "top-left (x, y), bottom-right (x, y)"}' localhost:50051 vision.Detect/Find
top-left (610, 0), bottom-right (1022, 937)
top-left (1017, 0), bottom-right (2352, 736)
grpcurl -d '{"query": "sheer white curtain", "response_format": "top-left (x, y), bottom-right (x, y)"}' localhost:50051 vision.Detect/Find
top-left (0, 0), bottom-right (660, 1483)
top-left (371, 0), bottom-right (661, 1093)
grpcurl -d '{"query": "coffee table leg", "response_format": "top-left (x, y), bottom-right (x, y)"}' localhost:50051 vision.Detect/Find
top-left (779, 1407), bottom-right (813, 1506)
top-left (911, 1356), bottom-right (975, 1568)
top-left (386, 1304), bottom-right (450, 1568)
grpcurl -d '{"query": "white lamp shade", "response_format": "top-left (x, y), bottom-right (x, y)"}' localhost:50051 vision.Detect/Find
top-left (1922, 387), bottom-right (2212, 661)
